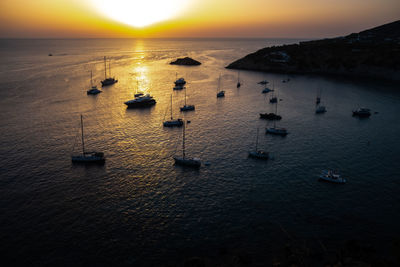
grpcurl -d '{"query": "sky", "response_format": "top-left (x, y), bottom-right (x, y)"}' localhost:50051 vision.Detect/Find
top-left (0, 0), bottom-right (399, 38)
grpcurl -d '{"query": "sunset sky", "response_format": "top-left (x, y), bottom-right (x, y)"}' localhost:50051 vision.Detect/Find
top-left (0, 0), bottom-right (398, 38)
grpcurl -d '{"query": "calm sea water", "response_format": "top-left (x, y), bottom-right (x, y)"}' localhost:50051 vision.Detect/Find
top-left (0, 38), bottom-right (399, 266)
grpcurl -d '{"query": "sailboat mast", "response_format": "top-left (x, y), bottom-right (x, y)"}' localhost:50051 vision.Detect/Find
top-left (182, 121), bottom-right (186, 159)
top-left (255, 128), bottom-right (259, 151)
top-left (217, 74), bottom-right (221, 92)
top-left (108, 59), bottom-right (111, 77)
top-left (80, 115), bottom-right (85, 155)
top-left (90, 71), bottom-right (93, 87)
top-left (104, 56), bottom-right (107, 79)
top-left (184, 87), bottom-right (187, 106)
top-left (170, 94), bottom-right (173, 120)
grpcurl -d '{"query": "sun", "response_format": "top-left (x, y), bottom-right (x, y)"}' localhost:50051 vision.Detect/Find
top-left (91, 0), bottom-right (192, 28)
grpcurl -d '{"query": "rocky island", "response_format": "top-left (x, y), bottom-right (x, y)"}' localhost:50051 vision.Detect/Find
top-left (227, 20), bottom-right (400, 81)
top-left (170, 57), bottom-right (201, 66)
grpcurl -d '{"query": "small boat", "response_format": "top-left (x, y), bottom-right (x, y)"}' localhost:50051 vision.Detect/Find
top-left (260, 113), bottom-right (282, 120)
top-left (173, 84), bottom-right (185, 90)
top-left (262, 87), bottom-right (273, 94)
top-left (352, 107), bottom-right (371, 117)
top-left (173, 121), bottom-right (201, 168)
top-left (258, 80), bottom-right (269, 85)
top-left (125, 94), bottom-right (156, 108)
top-left (266, 127), bottom-right (288, 136)
top-left (48, 53), bottom-right (53, 56)
top-left (216, 74), bottom-right (225, 98)
top-left (319, 170), bottom-right (346, 184)
top-left (163, 95), bottom-right (184, 127)
top-left (134, 92), bottom-right (144, 97)
top-left (101, 56), bottom-right (118, 87)
top-left (134, 81), bottom-right (144, 97)
top-left (248, 128), bottom-right (269, 160)
top-left (315, 105), bottom-right (327, 114)
top-left (87, 71), bottom-right (102, 95)
top-left (269, 82), bottom-right (277, 102)
top-left (316, 88), bottom-right (322, 104)
top-left (236, 71), bottom-right (241, 88)
top-left (260, 97), bottom-right (282, 120)
top-left (174, 73), bottom-right (186, 86)
top-left (71, 115), bottom-right (105, 164)
top-left (180, 86), bottom-right (195, 111)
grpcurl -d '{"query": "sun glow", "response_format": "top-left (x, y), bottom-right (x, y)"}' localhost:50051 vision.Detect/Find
top-left (90, 0), bottom-right (192, 27)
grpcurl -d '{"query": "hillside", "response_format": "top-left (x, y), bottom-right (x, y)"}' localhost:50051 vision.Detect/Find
top-left (226, 20), bottom-right (400, 81)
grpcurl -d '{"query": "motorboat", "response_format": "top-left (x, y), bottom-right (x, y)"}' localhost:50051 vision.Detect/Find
top-left (258, 80), bottom-right (268, 85)
top-left (352, 108), bottom-right (371, 117)
top-left (175, 77), bottom-right (186, 86)
top-left (319, 170), bottom-right (346, 184)
top-left (125, 94), bottom-right (156, 108)
top-left (217, 90), bottom-right (225, 97)
top-left (269, 96), bottom-right (277, 103)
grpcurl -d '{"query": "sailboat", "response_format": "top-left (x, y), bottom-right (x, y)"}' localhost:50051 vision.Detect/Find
top-left (173, 121), bottom-right (201, 168)
top-left (248, 128), bottom-right (269, 160)
top-left (236, 71), bottom-right (241, 88)
top-left (316, 88), bottom-right (321, 104)
top-left (269, 82), bottom-right (277, 103)
top-left (315, 88), bottom-right (327, 113)
top-left (71, 115), bottom-right (105, 164)
top-left (262, 81), bottom-right (274, 93)
top-left (163, 95), bottom-right (184, 127)
top-left (180, 86), bottom-right (195, 111)
top-left (216, 74), bottom-right (225, 97)
top-left (260, 96), bottom-right (282, 120)
top-left (266, 108), bottom-right (288, 136)
top-left (101, 56), bottom-right (118, 87)
top-left (86, 71), bottom-right (102, 95)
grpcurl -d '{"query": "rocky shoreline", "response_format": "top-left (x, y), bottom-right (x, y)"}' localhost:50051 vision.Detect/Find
top-left (226, 20), bottom-right (400, 82)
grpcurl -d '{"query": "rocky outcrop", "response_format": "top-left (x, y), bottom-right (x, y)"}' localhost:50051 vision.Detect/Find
top-left (170, 57), bottom-right (201, 66)
top-left (227, 20), bottom-right (400, 81)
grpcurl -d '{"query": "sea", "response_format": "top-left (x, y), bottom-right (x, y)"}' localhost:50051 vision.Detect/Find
top-left (0, 38), bottom-right (399, 266)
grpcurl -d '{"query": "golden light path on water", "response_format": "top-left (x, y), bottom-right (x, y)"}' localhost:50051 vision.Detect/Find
top-left (90, 0), bottom-right (194, 27)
